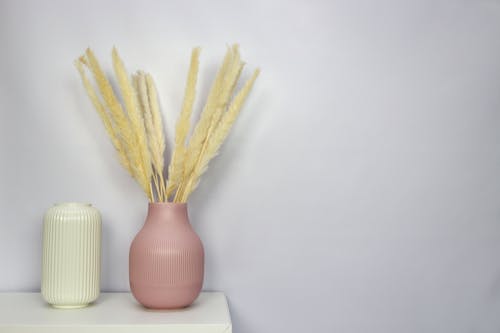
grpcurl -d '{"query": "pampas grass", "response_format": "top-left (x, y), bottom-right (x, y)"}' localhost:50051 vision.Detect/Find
top-left (112, 49), bottom-right (153, 199)
top-left (166, 47), bottom-right (200, 200)
top-left (76, 44), bottom-right (259, 202)
top-left (134, 71), bottom-right (166, 201)
top-left (180, 47), bottom-right (235, 178)
top-left (78, 49), bottom-right (153, 201)
top-left (176, 68), bottom-right (260, 202)
top-left (75, 60), bottom-right (132, 176)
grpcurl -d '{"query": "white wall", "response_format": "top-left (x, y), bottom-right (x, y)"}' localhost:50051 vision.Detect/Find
top-left (1, 0), bottom-right (500, 331)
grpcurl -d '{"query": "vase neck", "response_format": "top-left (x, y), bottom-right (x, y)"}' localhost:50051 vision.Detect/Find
top-left (145, 202), bottom-right (189, 226)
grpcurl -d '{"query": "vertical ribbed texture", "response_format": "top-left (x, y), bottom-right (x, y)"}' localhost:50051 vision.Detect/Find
top-left (141, 239), bottom-right (203, 285)
top-left (41, 203), bottom-right (101, 308)
top-left (129, 203), bottom-right (204, 309)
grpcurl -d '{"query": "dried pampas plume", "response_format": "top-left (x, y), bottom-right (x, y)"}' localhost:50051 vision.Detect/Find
top-left (75, 44), bottom-right (259, 202)
top-left (166, 47), bottom-right (200, 200)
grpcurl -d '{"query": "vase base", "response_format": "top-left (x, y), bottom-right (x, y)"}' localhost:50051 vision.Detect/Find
top-left (130, 283), bottom-right (202, 309)
top-left (51, 304), bottom-right (89, 309)
top-left (142, 302), bottom-right (192, 310)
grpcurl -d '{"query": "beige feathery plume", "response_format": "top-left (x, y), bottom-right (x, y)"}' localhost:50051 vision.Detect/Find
top-left (133, 72), bottom-right (156, 199)
top-left (145, 74), bottom-right (166, 172)
top-left (75, 59), bottom-right (133, 176)
top-left (111, 48), bottom-right (153, 200)
top-left (207, 46), bottom-right (244, 135)
top-left (135, 71), bottom-right (166, 201)
top-left (182, 47), bottom-right (234, 174)
top-left (208, 45), bottom-right (244, 130)
top-left (175, 45), bottom-right (244, 201)
top-left (145, 74), bottom-right (167, 200)
top-left (83, 48), bottom-right (152, 200)
top-left (174, 45), bottom-right (235, 201)
top-left (179, 69), bottom-right (260, 202)
top-left (166, 47), bottom-right (200, 200)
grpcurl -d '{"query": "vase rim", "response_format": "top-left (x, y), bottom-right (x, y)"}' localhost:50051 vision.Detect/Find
top-left (54, 202), bottom-right (91, 207)
top-left (148, 202), bottom-right (187, 208)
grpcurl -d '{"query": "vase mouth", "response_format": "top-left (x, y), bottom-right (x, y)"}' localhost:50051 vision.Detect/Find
top-left (54, 202), bottom-right (92, 207)
top-left (148, 202), bottom-right (187, 208)
top-left (145, 202), bottom-right (189, 224)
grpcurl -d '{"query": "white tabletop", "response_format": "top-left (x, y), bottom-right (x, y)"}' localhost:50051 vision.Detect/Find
top-left (0, 292), bottom-right (231, 333)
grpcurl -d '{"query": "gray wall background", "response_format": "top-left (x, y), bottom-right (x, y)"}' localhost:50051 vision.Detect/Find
top-left (1, 0), bottom-right (500, 331)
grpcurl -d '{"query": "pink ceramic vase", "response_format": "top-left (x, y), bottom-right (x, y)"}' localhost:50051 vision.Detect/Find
top-left (129, 202), bottom-right (204, 309)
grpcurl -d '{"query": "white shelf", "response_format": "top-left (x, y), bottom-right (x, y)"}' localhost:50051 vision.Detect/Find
top-left (0, 292), bottom-right (231, 333)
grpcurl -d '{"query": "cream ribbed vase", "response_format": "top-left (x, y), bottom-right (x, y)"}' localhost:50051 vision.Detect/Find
top-left (41, 203), bottom-right (101, 308)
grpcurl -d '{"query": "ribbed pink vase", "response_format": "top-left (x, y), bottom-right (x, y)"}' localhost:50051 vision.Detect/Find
top-left (129, 203), bottom-right (204, 309)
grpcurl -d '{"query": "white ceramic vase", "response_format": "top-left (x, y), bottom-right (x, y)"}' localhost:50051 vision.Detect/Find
top-left (41, 203), bottom-right (101, 308)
